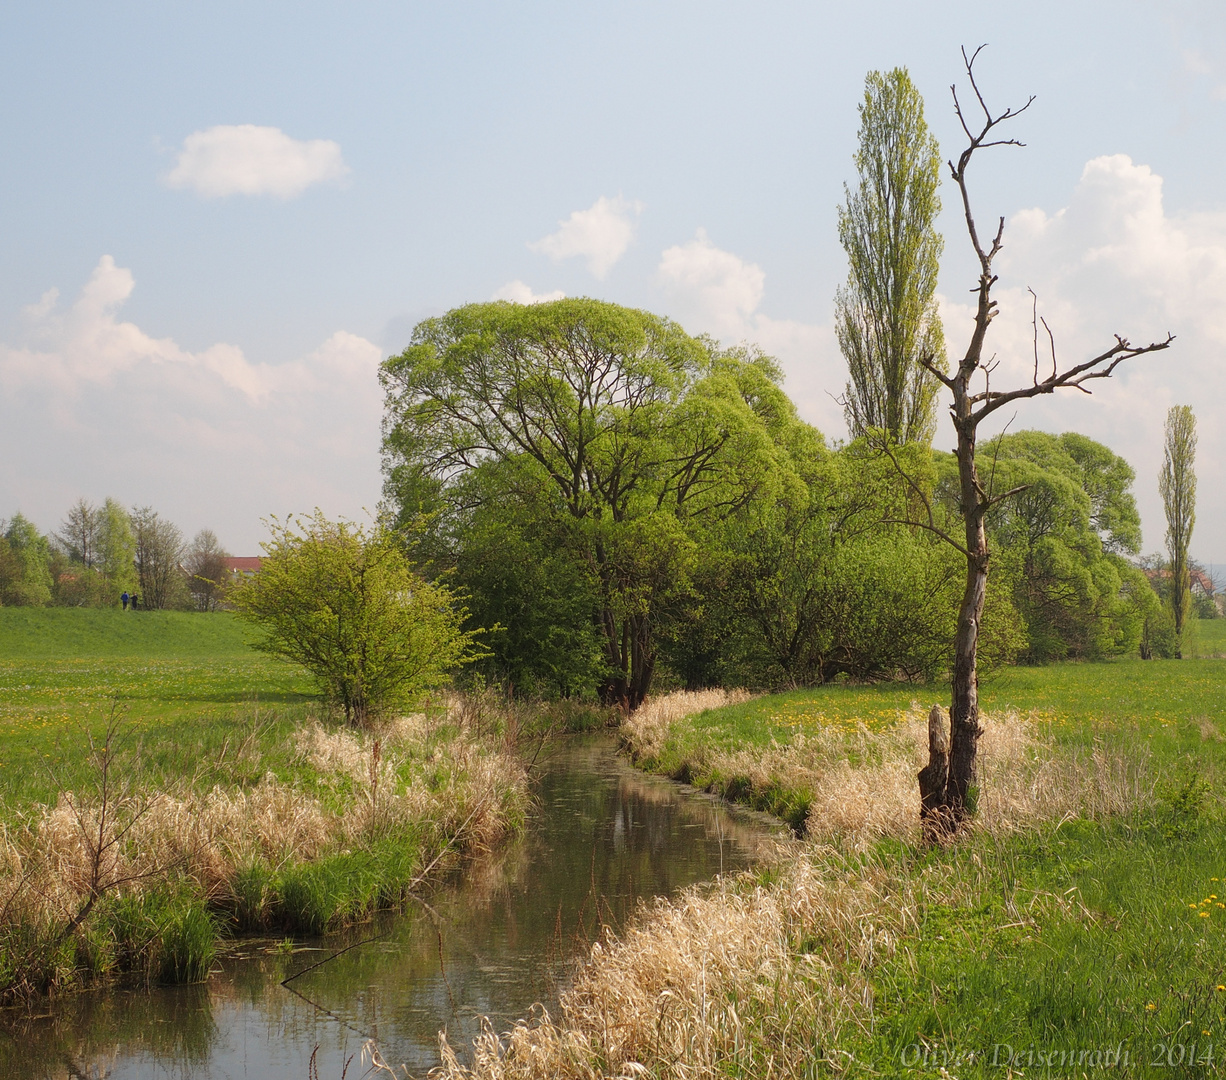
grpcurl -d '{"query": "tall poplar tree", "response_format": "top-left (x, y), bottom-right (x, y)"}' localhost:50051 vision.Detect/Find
top-left (837, 67), bottom-right (946, 445)
top-left (1160, 405), bottom-right (1197, 652)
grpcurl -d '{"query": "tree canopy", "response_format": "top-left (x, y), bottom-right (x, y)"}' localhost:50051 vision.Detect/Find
top-left (380, 298), bottom-right (810, 708)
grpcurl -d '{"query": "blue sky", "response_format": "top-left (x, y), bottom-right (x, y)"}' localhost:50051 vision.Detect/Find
top-left (1, 1), bottom-right (1224, 567)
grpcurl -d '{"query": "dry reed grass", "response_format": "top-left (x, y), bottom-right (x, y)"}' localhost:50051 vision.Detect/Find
top-left (437, 848), bottom-right (925, 1080)
top-left (620, 689), bottom-right (753, 763)
top-left (0, 698), bottom-right (531, 972)
top-left (625, 693), bottom-right (1154, 850)
top-left (433, 691), bottom-right (1154, 1079)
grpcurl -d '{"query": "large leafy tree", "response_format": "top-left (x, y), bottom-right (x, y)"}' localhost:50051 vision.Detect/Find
top-left (837, 67), bottom-right (946, 446)
top-left (956, 431), bottom-right (1147, 661)
top-left (0, 513), bottom-right (52, 606)
top-left (130, 506), bottom-right (186, 610)
top-left (380, 299), bottom-right (802, 710)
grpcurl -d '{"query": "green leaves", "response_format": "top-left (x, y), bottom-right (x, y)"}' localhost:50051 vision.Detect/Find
top-left (381, 299), bottom-right (813, 706)
top-left (837, 67), bottom-right (946, 447)
top-left (232, 513), bottom-right (475, 724)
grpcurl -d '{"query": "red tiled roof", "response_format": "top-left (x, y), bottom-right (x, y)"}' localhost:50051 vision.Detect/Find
top-left (222, 557), bottom-right (263, 573)
top-left (1191, 568), bottom-right (1214, 594)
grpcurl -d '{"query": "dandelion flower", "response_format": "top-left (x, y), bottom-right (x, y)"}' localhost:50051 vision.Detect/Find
top-left (1201, 912), bottom-right (1211, 918)
top-left (1147, 1003), bottom-right (1157, 1011)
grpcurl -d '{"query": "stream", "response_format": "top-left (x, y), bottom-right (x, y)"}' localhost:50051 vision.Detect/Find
top-left (3, 734), bottom-right (783, 1079)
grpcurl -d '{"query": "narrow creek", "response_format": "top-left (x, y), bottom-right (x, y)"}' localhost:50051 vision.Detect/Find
top-left (6, 734), bottom-right (783, 1079)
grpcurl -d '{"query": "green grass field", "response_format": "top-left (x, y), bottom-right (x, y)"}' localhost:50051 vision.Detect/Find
top-left (0, 609), bottom-right (532, 1000)
top-left (0, 609), bottom-right (315, 805)
top-left (647, 645), bottom-right (1226, 781)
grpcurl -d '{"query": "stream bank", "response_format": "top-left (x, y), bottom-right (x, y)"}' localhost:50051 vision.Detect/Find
top-left (2, 733), bottom-right (783, 1078)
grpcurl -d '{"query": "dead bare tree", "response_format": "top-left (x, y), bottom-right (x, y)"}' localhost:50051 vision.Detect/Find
top-left (914, 47), bottom-right (1173, 836)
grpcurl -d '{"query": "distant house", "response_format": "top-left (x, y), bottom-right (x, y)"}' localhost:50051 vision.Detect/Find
top-left (1191, 568), bottom-right (1215, 598)
top-left (222, 556), bottom-right (263, 579)
top-left (1144, 566), bottom-right (1216, 598)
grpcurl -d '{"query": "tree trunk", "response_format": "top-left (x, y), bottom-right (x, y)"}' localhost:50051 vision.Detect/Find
top-left (596, 607), bottom-right (654, 712)
top-left (939, 301), bottom-right (993, 829)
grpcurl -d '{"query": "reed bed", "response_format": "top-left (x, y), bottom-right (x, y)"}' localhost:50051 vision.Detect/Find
top-left (625, 693), bottom-right (1153, 847)
top-left (0, 696), bottom-right (532, 1001)
top-left (434, 690), bottom-right (1160, 1080)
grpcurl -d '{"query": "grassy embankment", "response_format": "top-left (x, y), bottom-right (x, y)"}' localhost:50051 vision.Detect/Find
top-left (438, 634), bottom-right (1226, 1080)
top-left (0, 609), bottom-right (540, 1001)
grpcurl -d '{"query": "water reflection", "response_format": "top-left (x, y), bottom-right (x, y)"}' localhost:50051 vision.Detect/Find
top-left (3, 735), bottom-right (781, 1079)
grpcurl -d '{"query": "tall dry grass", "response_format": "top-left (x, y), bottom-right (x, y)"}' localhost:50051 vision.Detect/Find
top-left (625, 693), bottom-right (1154, 849)
top-left (621, 689), bottom-right (753, 763)
top-left (432, 691), bottom-right (1155, 1080)
top-left (436, 846), bottom-right (932, 1080)
top-left (0, 697), bottom-right (532, 998)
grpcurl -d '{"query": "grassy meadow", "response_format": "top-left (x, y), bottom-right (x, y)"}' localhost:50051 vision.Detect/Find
top-left (0, 609), bottom-right (534, 1000)
top-left (439, 638), bottom-right (1226, 1080)
top-left (0, 609), bottom-right (312, 805)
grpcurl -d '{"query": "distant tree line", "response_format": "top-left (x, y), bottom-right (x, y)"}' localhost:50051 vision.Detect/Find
top-left (0, 499), bottom-right (232, 611)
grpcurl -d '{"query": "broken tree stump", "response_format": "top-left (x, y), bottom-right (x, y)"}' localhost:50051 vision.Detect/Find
top-left (918, 704), bottom-right (950, 843)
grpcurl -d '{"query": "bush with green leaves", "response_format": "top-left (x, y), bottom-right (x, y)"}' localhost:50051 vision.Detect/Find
top-left (233, 512), bottom-right (475, 724)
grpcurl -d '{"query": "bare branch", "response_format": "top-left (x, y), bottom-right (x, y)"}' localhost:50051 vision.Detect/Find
top-left (882, 516), bottom-right (972, 558)
top-left (984, 483), bottom-right (1031, 512)
top-left (984, 413), bottom-right (1017, 505)
top-left (972, 334), bottom-right (1174, 424)
top-left (919, 353), bottom-right (956, 390)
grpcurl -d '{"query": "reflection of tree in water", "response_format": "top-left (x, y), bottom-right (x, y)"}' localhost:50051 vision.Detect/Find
top-left (7, 736), bottom-right (781, 1079)
top-left (0, 982), bottom-right (216, 1079)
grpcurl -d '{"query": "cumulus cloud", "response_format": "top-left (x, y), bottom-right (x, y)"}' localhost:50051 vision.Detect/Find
top-left (655, 229), bottom-right (842, 435)
top-left (0, 257), bottom-right (383, 550)
top-left (938, 153), bottom-right (1226, 557)
top-left (165, 125), bottom-right (349, 198)
top-left (491, 280), bottom-right (566, 304)
top-left (529, 195), bottom-right (642, 278)
top-left (657, 229), bottom-right (765, 339)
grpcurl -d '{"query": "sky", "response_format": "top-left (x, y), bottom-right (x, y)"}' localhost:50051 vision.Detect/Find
top-left (0, 1), bottom-right (1224, 570)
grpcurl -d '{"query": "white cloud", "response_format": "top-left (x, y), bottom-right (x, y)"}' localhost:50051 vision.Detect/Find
top-left (529, 195), bottom-right (642, 278)
top-left (165, 125), bottom-right (349, 198)
top-left (657, 228), bottom-right (765, 339)
top-left (655, 229), bottom-right (842, 435)
top-left (0, 257), bottom-right (383, 551)
top-left (938, 154), bottom-right (1226, 558)
top-left (492, 280), bottom-right (565, 304)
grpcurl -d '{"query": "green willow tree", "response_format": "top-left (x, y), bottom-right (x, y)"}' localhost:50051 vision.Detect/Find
top-left (1159, 405), bottom-right (1197, 653)
top-left (837, 67), bottom-right (946, 445)
top-left (380, 299), bottom-right (803, 710)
